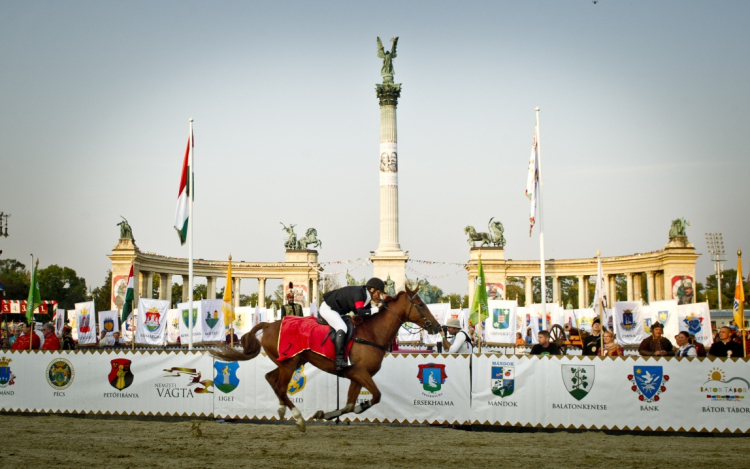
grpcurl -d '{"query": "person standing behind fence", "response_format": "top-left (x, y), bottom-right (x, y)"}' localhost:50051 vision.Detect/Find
top-left (11, 322), bottom-right (41, 350)
top-left (440, 318), bottom-right (472, 354)
top-left (41, 323), bottom-right (60, 350)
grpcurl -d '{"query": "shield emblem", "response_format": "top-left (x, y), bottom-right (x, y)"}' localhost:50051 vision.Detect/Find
top-left (684, 314), bottom-right (703, 335)
top-left (644, 318), bottom-right (652, 334)
top-left (657, 310), bottom-right (669, 324)
top-left (108, 359), bottom-right (134, 391)
top-left (492, 309), bottom-right (510, 330)
top-left (79, 310), bottom-right (91, 333)
top-left (205, 309), bottom-right (219, 329)
top-left (287, 365), bottom-right (306, 395)
top-left (46, 359), bottom-right (74, 390)
top-left (634, 366), bottom-right (663, 401)
top-left (145, 308), bottom-right (161, 332)
top-left (214, 361), bottom-right (240, 394)
top-left (491, 366), bottom-right (514, 397)
top-left (561, 365), bottom-right (594, 401)
top-left (182, 308), bottom-right (198, 329)
top-left (103, 318), bottom-right (115, 333)
top-left (417, 363), bottom-right (447, 393)
top-left (0, 357), bottom-right (13, 387)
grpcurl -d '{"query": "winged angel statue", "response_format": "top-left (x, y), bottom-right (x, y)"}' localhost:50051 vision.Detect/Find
top-left (377, 37), bottom-right (398, 82)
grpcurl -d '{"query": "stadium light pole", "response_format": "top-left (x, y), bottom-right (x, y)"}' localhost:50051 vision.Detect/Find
top-left (705, 233), bottom-right (726, 309)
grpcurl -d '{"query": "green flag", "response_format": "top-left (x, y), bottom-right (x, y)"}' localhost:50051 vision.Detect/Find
top-left (469, 257), bottom-right (488, 326)
top-left (121, 265), bottom-right (135, 323)
top-left (26, 260), bottom-right (42, 324)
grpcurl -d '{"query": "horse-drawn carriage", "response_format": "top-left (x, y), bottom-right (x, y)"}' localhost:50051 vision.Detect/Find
top-left (549, 323), bottom-right (588, 355)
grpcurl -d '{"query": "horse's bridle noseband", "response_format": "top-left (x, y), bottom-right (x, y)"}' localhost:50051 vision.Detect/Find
top-left (382, 291), bottom-right (434, 333)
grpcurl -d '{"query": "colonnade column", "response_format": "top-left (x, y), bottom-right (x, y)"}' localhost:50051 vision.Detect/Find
top-left (258, 278), bottom-right (266, 308)
top-left (604, 275), bottom-right (612, 304)
top-left (647, 271), bottom-right (655, 303)
top-left (182, 275), bottom-right (190, 303)
top-left (634, 274), bottom-right (642, 301)
top-left (312, 278), bottom-right (319, 306)
top-left (207, 276), bottom-right (216, 301)
top-left (524, 276), bottom-right (533, 306)
top-left (626, 273), bottom-right (634, 301)
top-left (159, 273), bottom-right (171, 304)
top-left (142, 272), bottom-right (153, 300)
top-left (577, 275), bottom-right (586, 309)
top-left (233, 278), bottom-right (241, 308)
top-left (552, 276), bottom-right (560, 305)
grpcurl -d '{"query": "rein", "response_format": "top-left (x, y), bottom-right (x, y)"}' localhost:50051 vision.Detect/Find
top-left (356, 291), bottom-right (435, 353)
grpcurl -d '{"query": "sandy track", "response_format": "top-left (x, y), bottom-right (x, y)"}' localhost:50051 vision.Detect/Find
top-left (0, 415), bottom-right (747, 469)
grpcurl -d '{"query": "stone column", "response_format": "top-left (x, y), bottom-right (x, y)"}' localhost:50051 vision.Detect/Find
top-left (233, 278), bottom-right (241, 308)
top-left (634, 274), bottom-right (643, 301)
top-left (371, 78), bottom-right (408, 291)
top-left (159, 273), bottom-right (170, 302)
top-left (604, 275), bottom-right (612, 303)
top-left (552, 276), bottom-right (560, 305)
top-left (610, 275), bottom-right (617, 303)
top-left (258, 278), bottom-right (266, 308)
top-left (577, 275), bottom-right (586, 309)
top-left (583, 276), bottom-right (590, 308)
top-left (182, 275), bottom-right (190, 303)
top-left (647, 271), bottom-right (655, 303)
top-left (626, 273), bottom-right (634, 301)
top-left (312, 277), bottom-right (319, 305)
top-left (655, 272), bottom-right (664, 301)
top-left (524, 276), bottom-right (533, 306)
top-left (207, 276), bottom-right (216, 301)
top-left (141, 271), bottom-right (152, 300)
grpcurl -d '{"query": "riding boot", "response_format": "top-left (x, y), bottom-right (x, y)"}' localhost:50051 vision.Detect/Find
top-left (333, 330), bottom-right (350, 371)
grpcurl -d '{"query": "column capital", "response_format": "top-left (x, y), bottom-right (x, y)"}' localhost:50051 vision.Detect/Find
top-left (376, 82), bottom-right (401, 106)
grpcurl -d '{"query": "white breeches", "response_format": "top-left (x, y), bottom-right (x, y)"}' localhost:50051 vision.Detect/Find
top-left (319, 302), bottom-right (347, 332)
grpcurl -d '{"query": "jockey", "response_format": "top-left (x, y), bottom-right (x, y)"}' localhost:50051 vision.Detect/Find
top-left (320, 277), bottom-right (385, 371)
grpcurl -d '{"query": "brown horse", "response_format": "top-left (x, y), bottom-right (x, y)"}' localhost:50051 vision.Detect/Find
top-left (209, 285), bottom-right (441, 431)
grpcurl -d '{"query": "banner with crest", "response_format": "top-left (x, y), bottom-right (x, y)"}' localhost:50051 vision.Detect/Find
top-left (613, 301), bottom-right (646, 345)
top-left (135, 299), bottom-right (170, 346)
top-left (74, 301), bottom-right (97, 345)
top-left (200, 299), bottom-right (225, 343)
top-left (423, 303), bottom-right (450, 345)
top-left (97, 310), bottom-right (119, 339)
top-left (166, 309), bottom-right (180, 344)
top-left (485, 300), bottom-right (517, 344)
top-left (678, 302), bottom-right (713, 347)
top-left (564, 308), bottom-right (596, 333)
top-left (647, 300), bottom-right (679, 338)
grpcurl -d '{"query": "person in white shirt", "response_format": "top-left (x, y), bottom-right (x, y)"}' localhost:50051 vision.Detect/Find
top-left (674, 331), bottom-right (697, 357)
top-left (440, 318), bottom-right (472, 354)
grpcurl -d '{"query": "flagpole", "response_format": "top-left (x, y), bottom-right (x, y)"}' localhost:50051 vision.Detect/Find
top-left (188, 118), bottom-right (194, 351)
top-left (477, 252), bottom-right (483, 354)
top-left (536, 107), bottom-right (548, 332)
top-left (598, 249), bottom-right (604, 354)
top-left (739, 249), bottom-right (746, 358)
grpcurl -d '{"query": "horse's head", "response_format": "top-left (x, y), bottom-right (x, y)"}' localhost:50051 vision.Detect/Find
top-left (398, 284), bottom-right (442, 335)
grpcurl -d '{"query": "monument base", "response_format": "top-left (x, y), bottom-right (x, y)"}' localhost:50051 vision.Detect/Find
top-left (370, 251), bottom-right (408, 293)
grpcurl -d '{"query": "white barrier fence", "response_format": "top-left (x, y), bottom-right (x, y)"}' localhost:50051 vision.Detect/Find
top-left (1, 351), bottom-right (748, 432)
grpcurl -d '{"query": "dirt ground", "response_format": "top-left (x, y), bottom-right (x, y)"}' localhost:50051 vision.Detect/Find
top-left (0, 415), bottom-right (747, 469)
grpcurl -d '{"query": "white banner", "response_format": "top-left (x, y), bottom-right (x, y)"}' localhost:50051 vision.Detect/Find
top-left (424, 303), bottom-right (450, 345)
top-left (98, 310), bottom-right (120, 338)
top-left (517, 307), bottom-right (528, 341)
top-left (166, 309), bottom-right (180, 344)
top-left (0, 351), bottom-right (213, 416)
top-left (55, 309), bottom-right (66, 336)
top-left (136, 299), bottom-right (170, 346)
top-left (74, 301), bottom-right (97, 345)
top-left (648, 300), bottom-right (679, 338)
top-left (678, 302), bottom-right (713, 347)
top-left (200, 299), bottom-right (225, 342)
top-left (486, 300), bottom-right (517, 344)
top-left (565, 308), bottom-right (596, 333)
top-left (613, 301), bottom-right (646, 345)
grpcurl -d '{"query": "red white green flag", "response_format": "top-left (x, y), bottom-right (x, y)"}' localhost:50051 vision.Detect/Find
top-left (121, 265), bottom-right (135, 324)
top-left (174, 132), bottom-right (192, 245)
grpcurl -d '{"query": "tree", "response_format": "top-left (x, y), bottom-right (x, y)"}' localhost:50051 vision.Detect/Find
top-left (37, 264), bottom-right (88, 310)
top-left (171, 283), bottom-right (183, 308)
top-left (506, 277), bottom-right (525, 306)
top-left (319, 275), bottom-right (340, 296)
top-left (441, 293), bottom-right (467, 309)
top-left (532, 277), bottom-right (553, 304)
top-left (92, 270), bottom-right (113, 313)
top-left (560, 276), bottom-right (578, 309)
top-left (705, 269), bottom-right (746, 309)
top-left (246, 293), bottom-right (273, 307)
top-left (0, 259), bottom-right (30, 299)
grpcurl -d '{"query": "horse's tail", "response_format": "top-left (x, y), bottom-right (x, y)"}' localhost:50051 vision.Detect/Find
top-left (209, 322), bottom-right (269, 362)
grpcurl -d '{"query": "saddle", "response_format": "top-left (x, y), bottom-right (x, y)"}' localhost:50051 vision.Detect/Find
top-left (276, 316), bottom-right (354, 362)
top-left (317, 314), bottom-right (355, 348)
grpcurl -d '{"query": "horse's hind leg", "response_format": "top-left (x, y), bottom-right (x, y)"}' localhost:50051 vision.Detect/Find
top-left (265, 369), bottom-right (287, 420)
top-left (267, 363), bottom-right (306, 432)
top-left (313, 381), bottom-right (359, 420)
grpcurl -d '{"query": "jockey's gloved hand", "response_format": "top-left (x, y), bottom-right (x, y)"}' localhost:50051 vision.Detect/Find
top-left (355, 307), bottom-right (372, 317)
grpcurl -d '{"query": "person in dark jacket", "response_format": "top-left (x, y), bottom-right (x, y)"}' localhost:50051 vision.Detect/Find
top-left (638, 322), bottom-right (674, 356)
top-left (320, 278), bottom-right (385, 371)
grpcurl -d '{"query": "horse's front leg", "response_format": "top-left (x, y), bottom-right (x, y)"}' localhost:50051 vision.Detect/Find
top-left (313, 380), bottom-right (360, 420)
top-left (351, 372), bottom-right (381, 414)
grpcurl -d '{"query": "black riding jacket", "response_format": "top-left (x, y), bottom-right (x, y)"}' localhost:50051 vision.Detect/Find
top-left (322, 286), bottom-right (374, 317)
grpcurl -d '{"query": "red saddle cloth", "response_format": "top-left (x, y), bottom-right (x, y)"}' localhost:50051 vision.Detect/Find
top-left (277, 316), bottom-right (353, 362)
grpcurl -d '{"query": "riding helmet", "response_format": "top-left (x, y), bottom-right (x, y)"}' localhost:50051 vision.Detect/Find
top-left (365, 277), bottom-right (385, 292)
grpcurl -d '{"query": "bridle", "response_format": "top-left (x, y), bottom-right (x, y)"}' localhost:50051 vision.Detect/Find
top-left (380, 291), bottom-right (435, 333)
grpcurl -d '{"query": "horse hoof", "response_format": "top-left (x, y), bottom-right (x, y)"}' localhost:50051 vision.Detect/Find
top-left (278, 407), bottom-right (287, 420)
top-left (312, 410), bottom-right (324, 420)
top-left (296, 420), bottom-right (306, 432)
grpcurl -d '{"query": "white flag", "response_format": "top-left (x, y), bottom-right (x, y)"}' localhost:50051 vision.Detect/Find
top-left (613, 301), bottom-right (646, 345)
top-left (593, 257), bottom-right (608, 316)
top-left (135, 299), bottom-right (170, 346)
top-left (525, 127), bottom-right (539, 236)
top-left (98, 310), bottom-right (120, 338)
top-left (74, 301), bottom-right (97, 345)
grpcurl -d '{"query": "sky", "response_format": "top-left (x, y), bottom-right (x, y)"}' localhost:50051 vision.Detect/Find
top-left (1, 1), bottom-right (748, 298)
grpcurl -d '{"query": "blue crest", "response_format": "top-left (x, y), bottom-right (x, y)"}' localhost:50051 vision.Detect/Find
top-left (213, 361), bottom-right (240, 394)
top-left (657, 310), bottom-right (669, 324)
top-left (491, 366), bottom-right (514, 397)
top-left (287, 365), bottom-right (306, 395)
top-left (0, 360), bottom-right (13, 387)
top-left (634, 366), bottom-right (663, 401)
top-left (683, 314), bottom-right (703, 335)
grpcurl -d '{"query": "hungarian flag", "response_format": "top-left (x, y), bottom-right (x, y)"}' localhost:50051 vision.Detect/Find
top-left (221, 258), bottom-right (235, 326)
top-left (121, 265), bottom-right (135, 324)
top-left (734, 254), bottom-right (745, 330)
top-left (525, 126), bottom-right (539, 236)
top-left (469, 257), bottom-right (488, 326)
top-left (174, 131), bottom-right (193, 245)
top-left (26, 260), bottom-right (42, 323)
